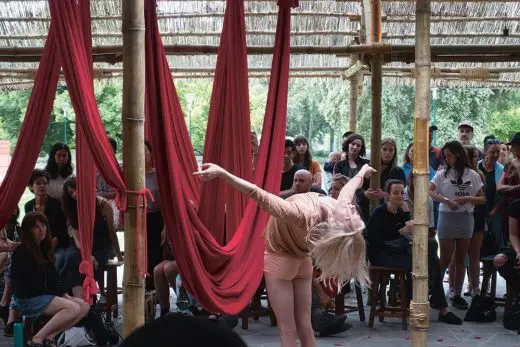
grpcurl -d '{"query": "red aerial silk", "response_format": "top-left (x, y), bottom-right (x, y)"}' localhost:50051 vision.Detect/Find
top-left (48, 0), bottom-right (128, 303)
top-left (0, 30), bottom-right (60, 228)
top-left (145, 0), bottom-right (298, 313)
top-left (198, 0), bottom-right (252, 245)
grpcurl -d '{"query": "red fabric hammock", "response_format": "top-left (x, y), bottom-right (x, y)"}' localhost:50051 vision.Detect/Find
top-left (49, 0), bottom-right (129, 302)
top-left (145, 0), bottom-right (297, 313)
top-left (0, 31), bottom-right (61, 229)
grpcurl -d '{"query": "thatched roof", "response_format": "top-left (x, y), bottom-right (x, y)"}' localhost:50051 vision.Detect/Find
top-left (0, 0), bottom-right (518, 89)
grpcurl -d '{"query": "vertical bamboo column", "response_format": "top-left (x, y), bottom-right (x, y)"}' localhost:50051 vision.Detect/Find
top-left (349, 54), bottom-right (359, 132)
top-left (369, 0), bottom-right (383, 212)
top-left (411, 0), bottom-right (431, 346)
top-left (122, 0), bottom-right (146, 336)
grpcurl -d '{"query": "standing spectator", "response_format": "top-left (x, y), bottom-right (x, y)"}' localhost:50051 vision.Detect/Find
top-left (403, 143), bottom-right (436, 186)
top-left (333, 134), bottom-right (370, 220)
top-left (280, 139), bottom-right (303, 193)
top-left (498, 143), bottom-right (511, 166)
top-left (45, 143), bottom-right (74, 199)
top-left (497, 132), bottom-right (520, 246)
top-left (429, 125), bottom-right (444, 171)
top-left (429, 141), bottom-right (485, 310)
top-left (457, 121), bottom-right (483, 160)
top-left (293, 135), bottom-right (322, 190)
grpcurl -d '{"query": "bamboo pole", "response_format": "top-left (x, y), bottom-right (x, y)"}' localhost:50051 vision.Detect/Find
top-left (411, 1), bottom-right (431, 346)
top-left (349, 54), bottom-right (359, 132)
top-left (369, 0), bottom-right (383, 213)
top-left (121, 0), bottom-right (146, 336)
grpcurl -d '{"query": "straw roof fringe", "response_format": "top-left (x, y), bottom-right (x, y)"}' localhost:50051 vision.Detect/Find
top-left (0, 0), bottom-right (517, 88)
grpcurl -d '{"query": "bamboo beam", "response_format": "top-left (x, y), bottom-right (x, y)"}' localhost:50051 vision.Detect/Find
top-left (388, 32), bottom-right (520, 39)
top-left (386, 16), bottom-right (520, 23)
top-left (348, 54), bottom-right (359, 132)
top-left (0, 11), bottom-right (362, 21)
top-left (122, 0), bottom-right (146, 336)
top-left (0, 44), bottom-right (518, 57)
top-left (411, 0), bottom-right (431, 345)
top-left (369, 0), bottom-right (383, 213)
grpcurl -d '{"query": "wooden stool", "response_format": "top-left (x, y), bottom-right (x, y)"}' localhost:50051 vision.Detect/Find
top-left (240, 282), bottom-right (277, 330)
top-left (145, 290), bottom-right (157, 323)
top-left (368, 266), bottom-right (408, 330)
top-left (98, 259), bottom-right (124, 321)
top-left (481, 256), bottom-right (518, 316)
top-left (335, 281), bottom-right (365, 321)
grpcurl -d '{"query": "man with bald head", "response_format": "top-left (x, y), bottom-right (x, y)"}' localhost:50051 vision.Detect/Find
top-left (280, 169), bottom-right (312, 199)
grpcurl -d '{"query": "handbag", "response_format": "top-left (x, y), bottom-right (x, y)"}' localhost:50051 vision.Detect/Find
top-left (383, 237), bottom-right (411, 255)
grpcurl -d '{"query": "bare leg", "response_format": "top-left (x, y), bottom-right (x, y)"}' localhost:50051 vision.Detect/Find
top-left (163, 261), bottom-right (178, 286)
top-left (154, 261), bottom-right (169, 314)
top-left (31, 297), bottom-right (86, 343)
top-left (453, 239), bottom-right (471, 297)
top-left (265, 273), bottom-right (297, 347)
top-left (293, 277), bottom-right (316, 347)
top-left (439, 239), bottom-right (455, 275)
top-left (71, 286), bottom-right (82, 299)
top-left (468, 232), bottom-right (484, 296)
top-left (0, 279), bottom-right (13, 307)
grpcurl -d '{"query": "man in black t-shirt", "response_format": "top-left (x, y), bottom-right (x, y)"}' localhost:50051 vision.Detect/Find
top-left (280, 139), bottom-right (303, 192)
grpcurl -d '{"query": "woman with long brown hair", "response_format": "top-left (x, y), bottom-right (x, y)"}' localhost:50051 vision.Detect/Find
top-left (293, 135), bottom-right (322, 190)
top-left (11, 212), bottom-right (89, 347)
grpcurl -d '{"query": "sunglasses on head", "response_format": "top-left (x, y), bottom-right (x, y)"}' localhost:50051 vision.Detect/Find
top-left (486, 139), bottom-right (502, 146)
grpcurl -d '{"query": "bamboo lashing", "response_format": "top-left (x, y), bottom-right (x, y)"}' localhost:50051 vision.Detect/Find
top-left (460, 67), bottom-right (491, 81)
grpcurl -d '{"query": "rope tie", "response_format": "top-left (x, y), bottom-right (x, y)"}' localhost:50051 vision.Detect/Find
top-left (79, 259), bottom-right (98, 305)
top-left (409, 301), bottom-right (430, 329)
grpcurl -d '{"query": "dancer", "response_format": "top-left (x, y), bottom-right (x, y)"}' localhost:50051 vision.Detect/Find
top-left (195, 163), bottom-right (373, 347)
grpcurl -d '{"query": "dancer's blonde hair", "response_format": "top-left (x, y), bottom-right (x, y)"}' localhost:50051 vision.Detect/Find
top-left (309, 201), bottom-right (369, 292)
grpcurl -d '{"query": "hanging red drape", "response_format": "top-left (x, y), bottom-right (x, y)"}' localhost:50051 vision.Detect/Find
top-left (198, 0), bottom-right (252, 245)
top-left (0, 30), bottom-right (61, 229)
top-left (48, 0), bottom-right (129, 301)
top-left (145, 0), bottom-right (297, 313)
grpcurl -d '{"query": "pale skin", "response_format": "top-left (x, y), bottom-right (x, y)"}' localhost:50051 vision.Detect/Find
top-left (429, 148), bottom-right (485, 298)
top-left (27, 221), bottom-right (90, 346)
top-left (194, 163), bottom-right (375, 347)
top-left (279, 170), bottom-right (312, 199)
top-left (295, 142), bottom-right (322, 189)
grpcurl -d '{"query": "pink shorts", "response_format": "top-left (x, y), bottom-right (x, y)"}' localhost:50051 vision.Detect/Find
top-left (264, 252), bottom-right (313, 280)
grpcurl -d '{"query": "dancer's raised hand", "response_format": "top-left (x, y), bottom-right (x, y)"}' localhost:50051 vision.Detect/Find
top-left (193, 163), bottom-right (226, 181)
top-left (359, 164), bottom-right (376, 178)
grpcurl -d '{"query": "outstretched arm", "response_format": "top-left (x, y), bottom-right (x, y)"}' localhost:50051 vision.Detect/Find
top-left (337, 164), bottom-right (376, 203)
top-left (194, 163), bottom-right (304, 223)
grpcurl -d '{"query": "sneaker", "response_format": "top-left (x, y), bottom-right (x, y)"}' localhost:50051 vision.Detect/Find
top-left (3, 322), bottom-right (13, 337)
top-left (438, 312), bottom-right (463, 325)
top-left (450, 295), bottom-right (469, 310)
top-left (463, 291), bottom-right (471, 297)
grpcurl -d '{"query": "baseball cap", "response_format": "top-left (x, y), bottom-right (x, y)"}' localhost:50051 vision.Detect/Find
top-left (458, 121), bottom-right (473, 131)
top-left (429, 125), bottom-right (438, 131)
top-left (507, 132), bottom-right (520, 146)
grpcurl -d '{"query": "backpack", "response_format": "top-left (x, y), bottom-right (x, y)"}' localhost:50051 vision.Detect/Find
top-left (504, 301), bottom-right (520, 331)
top-left (56, 326), bottom-right (97, 347)
top-left (464, 295), bottom-right (497, 323)
top-left (81, 308), bottom-right (120, 346)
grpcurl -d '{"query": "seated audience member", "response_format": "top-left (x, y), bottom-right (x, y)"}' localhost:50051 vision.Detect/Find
top-left (367, 179), bottom-right (461, 325)
top-left (62, 176), bottom-right (122, 298)
top-left (293, 135), bottom-right (322, 190)
top-left (324, 151), bottom-right (342, 191)
top-left (280, 169), bottom-right (312, 199)
top-left (0, 208), bottom-right (20, 327)
top-left (11, 212), bottom-right (89, 347)
top-left (45, 143), bottom-right (74, 199)
top-left (96, 137), bottom-right (121, 229)
top-left (154, 228), bottom-right (178, 317)
top-left (25, 170), bottom-right (69, 270)
top-left (119, 314), bottom-right (247, 347)
top-left (494, 198), bottom-right (520, 301)
top-left (280, 139), bottom-right (303, 193)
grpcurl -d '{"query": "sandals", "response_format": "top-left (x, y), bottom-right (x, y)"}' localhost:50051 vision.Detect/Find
top-left (27, 339), bottom-right (56, 347)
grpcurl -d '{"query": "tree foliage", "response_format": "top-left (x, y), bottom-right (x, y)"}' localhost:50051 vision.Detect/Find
top-left (0, 80), bottom-right (518, 162)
